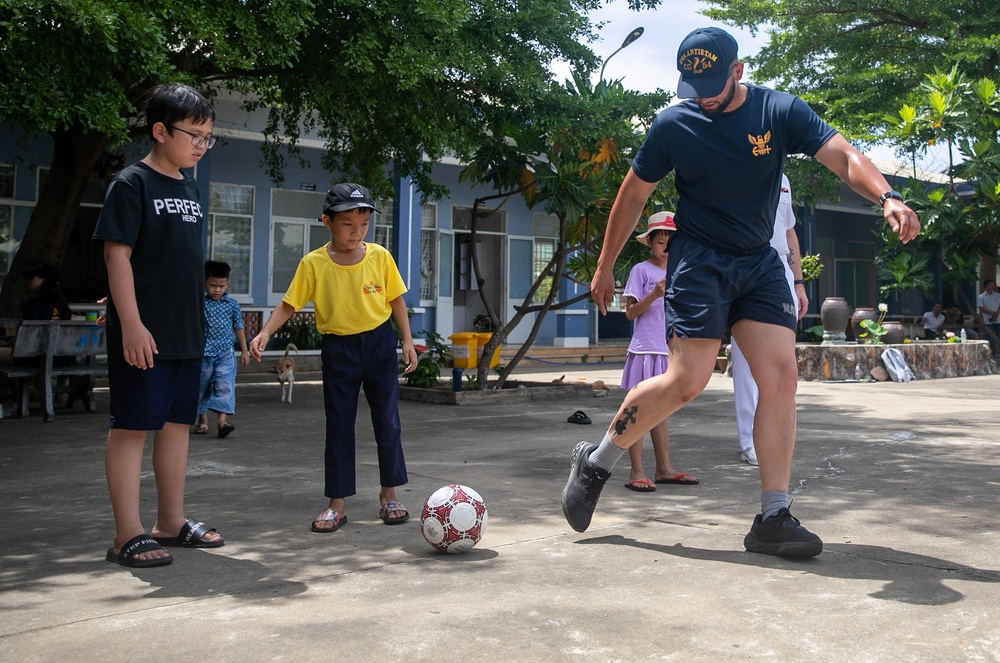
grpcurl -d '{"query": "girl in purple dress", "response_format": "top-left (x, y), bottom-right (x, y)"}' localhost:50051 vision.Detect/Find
top-left (621, 212), bottom-right (698, 491)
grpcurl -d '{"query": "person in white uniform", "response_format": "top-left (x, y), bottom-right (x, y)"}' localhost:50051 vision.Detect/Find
top-left (730, 174), bottom-right (807, 465)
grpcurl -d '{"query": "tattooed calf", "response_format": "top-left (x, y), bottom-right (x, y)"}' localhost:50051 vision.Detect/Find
top-left (613, 406), bottom-right (638, 436)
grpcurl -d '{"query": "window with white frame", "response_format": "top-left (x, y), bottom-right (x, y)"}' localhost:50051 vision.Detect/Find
top-left (453, 205), bottom-right (506, 232)
top-left (0, 164), bottom-right (18, 281)
top-left (532, 213), bottom-right (559, 304)
top-left (419, 204), bottom-right (437, 301)
top-left (270, 188), bottom-right (327, 296)
top-left (269, 191), bottom-right (397, 297)
top-left (0, 164), bottom-right (13, 200)
top-left (372, 199), bottom-right (394, 250)
top-left (208, 183), bottom-right (254, 297)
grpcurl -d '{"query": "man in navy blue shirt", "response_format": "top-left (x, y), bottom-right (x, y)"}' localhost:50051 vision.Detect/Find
top-left (562, 27), bottom-right (920, 557)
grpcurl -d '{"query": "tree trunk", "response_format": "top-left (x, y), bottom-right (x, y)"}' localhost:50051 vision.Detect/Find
top-left (0, 130), bottom-right (107, 317)
top-left (481, 238), bottom-right (569, 389)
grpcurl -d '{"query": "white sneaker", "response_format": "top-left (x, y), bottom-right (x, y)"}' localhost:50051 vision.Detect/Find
top-left (740, 448), bottom-right (758, 466)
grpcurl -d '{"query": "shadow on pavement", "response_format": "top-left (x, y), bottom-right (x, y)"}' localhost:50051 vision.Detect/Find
top-left (576, 534), bottom-right (1000, 606)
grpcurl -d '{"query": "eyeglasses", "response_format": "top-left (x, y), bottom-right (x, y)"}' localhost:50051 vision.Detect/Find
top-left (167, 125), bottom-right (217, 149)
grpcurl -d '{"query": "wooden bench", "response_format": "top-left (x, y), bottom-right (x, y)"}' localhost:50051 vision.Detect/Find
top-left (0, 320), bottom-right (109, 422)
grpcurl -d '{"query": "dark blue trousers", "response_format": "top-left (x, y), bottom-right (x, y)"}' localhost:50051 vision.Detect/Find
top-left (320, 321), bottom-right (407, 498)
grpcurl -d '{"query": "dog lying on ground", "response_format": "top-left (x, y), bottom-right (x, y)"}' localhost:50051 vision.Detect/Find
top-left (274, 343), bottom-right (297, 404)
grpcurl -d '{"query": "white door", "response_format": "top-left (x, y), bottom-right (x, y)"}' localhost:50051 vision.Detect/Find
top-left (506, 236), bottom-right (535, 344)
top-left (436, 230), bottom-right (454, 340)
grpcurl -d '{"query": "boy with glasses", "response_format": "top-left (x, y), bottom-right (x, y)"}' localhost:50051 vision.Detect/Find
top-left (94, 83), bottom-right (224, 567)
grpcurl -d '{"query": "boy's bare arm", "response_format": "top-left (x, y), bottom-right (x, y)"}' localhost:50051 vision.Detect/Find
top-left (390, 296), bottom-right (417, 374)
top-left (235, 328), bottom-right (250, 366)
top-left (104, 241), bottom-right (157, 369)
top-left (249, 301), bottom-right (295, 361)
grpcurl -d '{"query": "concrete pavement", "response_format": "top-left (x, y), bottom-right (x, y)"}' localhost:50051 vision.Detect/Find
top-left (2, 367), bottom-right (1000, 662)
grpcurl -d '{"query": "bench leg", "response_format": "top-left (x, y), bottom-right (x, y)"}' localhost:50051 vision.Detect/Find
top-left (14, 378), bottom-right (30, 418)
top-left (35, 374), bottom-right (55, 423)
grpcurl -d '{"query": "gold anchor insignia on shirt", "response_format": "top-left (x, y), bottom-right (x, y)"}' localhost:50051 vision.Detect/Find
top-left (748, 131), bottom-right (772, 156)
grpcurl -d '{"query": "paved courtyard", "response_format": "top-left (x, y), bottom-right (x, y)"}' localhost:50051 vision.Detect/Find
top-left (2, 368), bottom-right (999, 662)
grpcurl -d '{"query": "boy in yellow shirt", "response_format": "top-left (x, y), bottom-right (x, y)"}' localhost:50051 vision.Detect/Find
top-left (250, 183), bottom-right (417, 532)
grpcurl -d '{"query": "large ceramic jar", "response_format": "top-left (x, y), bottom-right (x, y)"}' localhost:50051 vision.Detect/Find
top-left (882, 321), bottom-right (905, 345)
top-left (820, 297), bottom-right (851, 344)
top-left (851, 307), bottom-right (878, 342)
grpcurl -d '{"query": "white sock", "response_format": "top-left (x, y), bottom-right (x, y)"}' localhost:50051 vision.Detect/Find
top-left (589, 434), bottom-right (625, 473)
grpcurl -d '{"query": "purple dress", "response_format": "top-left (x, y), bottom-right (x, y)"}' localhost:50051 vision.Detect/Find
top-left (620, 260), bottom-right (669, 390)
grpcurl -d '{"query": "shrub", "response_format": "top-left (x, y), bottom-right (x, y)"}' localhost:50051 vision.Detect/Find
top-left (403, 331), bottom-right (450, 388)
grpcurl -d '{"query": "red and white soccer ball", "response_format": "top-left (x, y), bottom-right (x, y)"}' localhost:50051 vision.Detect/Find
top-left (420, 484), bottom-right (488, 554)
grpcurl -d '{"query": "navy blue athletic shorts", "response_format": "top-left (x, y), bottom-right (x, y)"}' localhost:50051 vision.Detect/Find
top-left (107, 358), bottom-right (201, 430)
top-left (665, 236), bottom-right (797, 340)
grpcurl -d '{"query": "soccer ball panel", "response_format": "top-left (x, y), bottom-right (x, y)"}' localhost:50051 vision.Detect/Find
top-left (420, 484), bottom-right (488, 554)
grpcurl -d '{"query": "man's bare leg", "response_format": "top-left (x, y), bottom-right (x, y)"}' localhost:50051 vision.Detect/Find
top-left (606, 337), bottom-right (719, 451)
top-left (562, 338), bottom-right (718, 531)
top-left (730, 319), bottom-right (822, 557)
top-left (729, 320), bottom-right (797, 494)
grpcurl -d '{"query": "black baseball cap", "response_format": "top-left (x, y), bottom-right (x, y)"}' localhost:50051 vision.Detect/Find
top-left (322, 183), bottom-right (380, 216)
top-left (676, 27), bottom-right (739, 99)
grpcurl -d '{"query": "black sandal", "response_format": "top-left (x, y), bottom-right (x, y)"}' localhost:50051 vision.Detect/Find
top-left (106, 534), bottom-right (173, 568)
top-left (567, 410), bottom-right (592, 425)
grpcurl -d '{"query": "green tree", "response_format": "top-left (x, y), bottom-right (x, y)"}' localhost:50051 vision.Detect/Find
top-left (0, 0), bottom-right (314, 315)
top-left (876, 251), bottom-right (934, 299)
top-left (886, 69), bottom-right (1000, 297)
top-left (702, 0), bottom-right (1000, 146)
top-left (0, 0), bottom-right (661, 315)
top-left (459, 68), bottom-right (669, 388)
top-left (701, 0), bottom-right (1000, 203)
top-left (698, 1), bottom-right (1000, 308)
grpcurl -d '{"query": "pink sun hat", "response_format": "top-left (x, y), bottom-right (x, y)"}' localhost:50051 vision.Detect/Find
top-left (635, 211), bottom-right (676, 246)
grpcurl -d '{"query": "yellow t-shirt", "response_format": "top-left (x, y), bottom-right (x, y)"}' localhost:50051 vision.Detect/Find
top-left (282, 242), bottom-right (407, 336)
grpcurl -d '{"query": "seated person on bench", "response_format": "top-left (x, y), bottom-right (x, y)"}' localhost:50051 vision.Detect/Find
top-left (943, 303), bottom-right (979, 340)
top-left (15, 264), bottom-right (75, 367)
top-left (921, 302), bottom-right (945, 340)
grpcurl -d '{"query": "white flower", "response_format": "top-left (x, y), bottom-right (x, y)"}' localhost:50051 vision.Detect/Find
top-left (878, 303), bottom-right (888, 313)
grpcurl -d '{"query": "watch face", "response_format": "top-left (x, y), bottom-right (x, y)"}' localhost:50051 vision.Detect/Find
top-left (880, 191), bottom-right (902, 205)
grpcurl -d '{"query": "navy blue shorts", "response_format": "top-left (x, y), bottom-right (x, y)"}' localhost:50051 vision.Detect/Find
top-left (107, 358), bottom-right (201, 430)
top-left (665, 236), bottom-right (797, 339)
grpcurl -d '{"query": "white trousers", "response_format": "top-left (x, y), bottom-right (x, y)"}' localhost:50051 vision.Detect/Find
top-left (731, 266), bottom-right (796, 453)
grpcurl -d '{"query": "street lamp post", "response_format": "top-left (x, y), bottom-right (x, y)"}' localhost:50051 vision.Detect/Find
top-left (598, 27), bottom-right (645, 82)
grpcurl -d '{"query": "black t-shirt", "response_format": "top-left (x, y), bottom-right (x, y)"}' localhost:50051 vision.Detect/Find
top-left (92, 162), bottom-right (205, 363)
top-left (632, 85), bottom-right (837, 253)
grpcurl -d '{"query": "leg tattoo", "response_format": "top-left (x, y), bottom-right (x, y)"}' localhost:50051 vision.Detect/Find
top-left (613, 406), bottom-right (638, 437)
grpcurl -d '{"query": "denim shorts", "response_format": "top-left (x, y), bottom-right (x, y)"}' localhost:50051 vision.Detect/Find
top-left (198, 349), bottom-right (236, 415)
top-left (107, 357), bottom-right (201, 430)
top-left (665, 236), bottom-right (797, 339)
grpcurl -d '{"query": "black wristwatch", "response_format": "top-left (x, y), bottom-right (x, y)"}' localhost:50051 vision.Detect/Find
top-left (878, 190), bottom-right (903, 206)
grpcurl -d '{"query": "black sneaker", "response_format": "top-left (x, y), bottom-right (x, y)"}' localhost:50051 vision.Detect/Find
top-left (743, 508), bottom-right (823, 558)
top-left (561, 441), bottom-right (610, 532)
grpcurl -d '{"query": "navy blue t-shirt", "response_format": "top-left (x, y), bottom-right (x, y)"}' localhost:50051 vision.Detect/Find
top-left (632, 85), bottom-right (837, 252)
